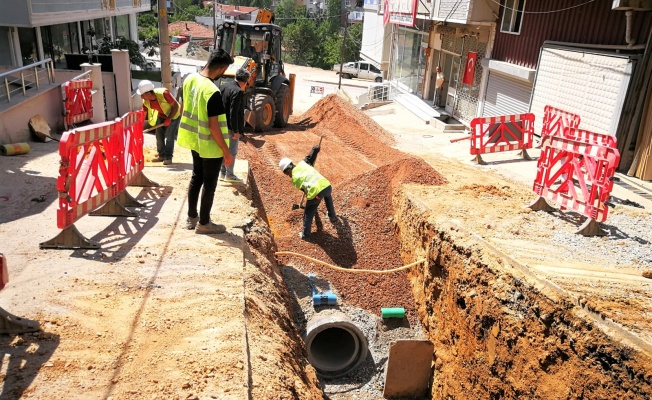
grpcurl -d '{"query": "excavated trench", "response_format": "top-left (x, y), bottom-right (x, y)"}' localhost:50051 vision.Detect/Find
top-left (239, 95), bottom-right (652, 399)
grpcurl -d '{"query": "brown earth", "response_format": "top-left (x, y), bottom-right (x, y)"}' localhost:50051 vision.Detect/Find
top-left (241, 95), bottom-right (446, 326)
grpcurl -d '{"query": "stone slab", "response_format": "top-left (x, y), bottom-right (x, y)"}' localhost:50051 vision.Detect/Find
top-left (383, 339), bottom-right (433, 398)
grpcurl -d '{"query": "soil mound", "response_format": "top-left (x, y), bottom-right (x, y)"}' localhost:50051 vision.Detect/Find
top-left (286, 157), bottom-right (446, 319)
top-left (171, 42), bottom-right (210, 61)
top-left (301, 94), bottom-right (395, 148)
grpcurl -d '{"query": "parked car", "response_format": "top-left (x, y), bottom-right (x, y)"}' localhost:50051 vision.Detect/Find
top-left (170, 35), bottom-right (190, 51)
top-left (334, 61), bottom-right (383, 82)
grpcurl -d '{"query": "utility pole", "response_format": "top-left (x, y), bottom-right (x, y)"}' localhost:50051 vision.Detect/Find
top-left (158, 0), bottom-right (172, 90)
top-left (337, 0), bottom-right (348, 90)
top-left (213, 1), bottom-right (217, 49)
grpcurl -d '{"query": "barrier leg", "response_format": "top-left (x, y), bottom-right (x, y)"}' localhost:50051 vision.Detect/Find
top-left (115, 190), bottom-right (145, 208)
top-left (518, 149), bottom-right (532, 161)
top-left (528, 196), bottom-right (556, 212)
top-left (471, 154), bottom-right (487, 165)
top-left (129, 171), bottom-right (159, 187)
top-left (0, 307), bottom-right (40, 334)
top-left (90, 198), bottom-right (137, 217)
top-left (39, 225), bottom-right (100, 249)
top-left (576, 218), bottom-right (607, 237)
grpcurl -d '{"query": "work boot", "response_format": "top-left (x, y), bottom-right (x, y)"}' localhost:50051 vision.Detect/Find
top-left (299, 232), bottom-right (309, 241)
top-left (163, 159), bottom-right (172, 165)
top-left (328, 215), bottom-right (338, 223)
top-left (219, 173), bottom-right (226, 181)
top-left (151, 156), bottom-right (164, 162)
top-left (186, 216), bottom-right (199, 230)
top-left (196, 221), bottom-right (227, 234)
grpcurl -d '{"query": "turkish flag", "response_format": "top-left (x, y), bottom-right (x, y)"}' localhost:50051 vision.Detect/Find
top-left (462, 52), bottom-right (477, 85)
top-left (383, 0), bottom-right (390, 26)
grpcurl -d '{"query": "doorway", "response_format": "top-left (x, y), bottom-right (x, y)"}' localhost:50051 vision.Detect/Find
top-left (443, 52), bottom-right (461, 116)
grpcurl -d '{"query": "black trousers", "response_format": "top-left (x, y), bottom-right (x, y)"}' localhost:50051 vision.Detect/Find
top-left (188, 150), bottom-right (223, 225)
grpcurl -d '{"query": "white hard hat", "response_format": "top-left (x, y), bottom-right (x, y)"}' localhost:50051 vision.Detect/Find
top-left (279, 158), bottom-right (293, 172)
top-left (137, 80), bottom-right (155, 95)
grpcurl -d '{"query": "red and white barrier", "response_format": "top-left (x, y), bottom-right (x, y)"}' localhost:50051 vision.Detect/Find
top-left (63, 79), bottom-right (93, 128)
top-left (541, 105), bottom-right (580, 139)
top-left (41, 111), bottom-right (154, 249)
top-left (469, 113), bottom-right (535, 164)
top-left (529, 135), bottom-right (620, 236)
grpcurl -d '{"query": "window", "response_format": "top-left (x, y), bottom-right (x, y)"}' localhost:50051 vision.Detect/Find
top-left (501, 0), bottom-right (526, 34)
top-left (360, 62), bottom-right (369, 71)
top-left (370, 65), bottom-right (380, 73)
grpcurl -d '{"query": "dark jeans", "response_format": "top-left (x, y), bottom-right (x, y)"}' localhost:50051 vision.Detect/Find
top-left (188, 150), bottom-right (223, 225)
top-left (303, 185), bottom-right (336, 238)
top-left (155, 117), bottom-right (178, 160)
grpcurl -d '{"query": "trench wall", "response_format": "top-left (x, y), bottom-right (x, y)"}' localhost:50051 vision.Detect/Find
top-left (394, 190), bottom-right (652, 399)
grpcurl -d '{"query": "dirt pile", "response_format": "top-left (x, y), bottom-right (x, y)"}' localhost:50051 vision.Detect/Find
top-left (171, 42), bottom-right (210, 61)
top-left (242, 94), bottom-right (446, 324)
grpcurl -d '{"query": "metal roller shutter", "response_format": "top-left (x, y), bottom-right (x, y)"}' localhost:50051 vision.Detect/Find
top-left (530, 46), bottom-right (633, 136)
top-left (482, 72), bottom-right (532, 117)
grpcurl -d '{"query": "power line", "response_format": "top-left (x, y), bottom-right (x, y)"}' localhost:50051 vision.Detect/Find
top-left (488, 0), bottom-right (597, 14)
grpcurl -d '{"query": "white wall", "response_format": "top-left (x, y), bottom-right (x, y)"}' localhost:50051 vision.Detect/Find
top-left (360, 11), bottom-right (389, 69)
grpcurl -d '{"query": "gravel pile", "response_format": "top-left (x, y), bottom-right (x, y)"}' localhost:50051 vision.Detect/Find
top-left (549, 210), bottom-right (652, 269)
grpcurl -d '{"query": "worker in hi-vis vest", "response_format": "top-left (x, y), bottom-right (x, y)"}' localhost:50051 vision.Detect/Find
top-left (177, 49), bottom-right (234, 235)
top-left (138, 80), bottom-right (180, 165)
top-left (279, 145), bottom-right (337, 240)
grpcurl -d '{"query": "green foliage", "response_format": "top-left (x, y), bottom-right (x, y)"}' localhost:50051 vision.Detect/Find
top-left (170, 4), bottom-right (210, 22)
top-left (283, 18), bottom-right (319, 65)
top-left (83, 28), bottom-right (156, 69)
top-left (275, 0), bottom-right (298, 27)
top-left (138, 11), bottom-right (159, 41)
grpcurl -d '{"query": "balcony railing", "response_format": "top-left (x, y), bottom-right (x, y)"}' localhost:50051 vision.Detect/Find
top-left (0, 59), bottom-right (56, 103)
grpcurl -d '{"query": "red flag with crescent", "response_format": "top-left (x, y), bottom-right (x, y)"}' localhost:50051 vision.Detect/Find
top-left (383, 0), bottom-right (390, 26)
top-left (462, 52), bottom-right (477, 85)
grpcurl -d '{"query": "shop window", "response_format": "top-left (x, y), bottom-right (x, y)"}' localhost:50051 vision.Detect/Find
top-left (501, 0), bottom-right (526, 34)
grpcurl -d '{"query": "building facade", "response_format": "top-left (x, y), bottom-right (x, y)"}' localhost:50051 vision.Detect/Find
top-left (0, 0), bottom-right (150, 68)
top-left (484, 0), bottom-right (652, 173)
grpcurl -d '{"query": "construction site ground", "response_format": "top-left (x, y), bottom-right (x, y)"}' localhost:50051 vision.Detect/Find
top-left (1, 63), bottom-right (652, 399)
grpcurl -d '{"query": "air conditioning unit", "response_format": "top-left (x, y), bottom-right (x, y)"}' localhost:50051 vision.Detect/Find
top-left (612, 0), bottom-right (652, 11)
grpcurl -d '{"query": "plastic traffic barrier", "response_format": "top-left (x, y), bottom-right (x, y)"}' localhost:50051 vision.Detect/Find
top-left (63, 79), bottom-right (93, 128)
top-left (469, 113), bottom-right (535, 165)
top-left (541, 105), bottom-right (580, 139)
top-left (40, 111), bottom-right (156, 249)
top-left (529, 135), bottom-right (620, 236)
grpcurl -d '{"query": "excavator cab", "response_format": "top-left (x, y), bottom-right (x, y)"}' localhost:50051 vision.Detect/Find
top-left (216, 13), bottom-right (292, 132)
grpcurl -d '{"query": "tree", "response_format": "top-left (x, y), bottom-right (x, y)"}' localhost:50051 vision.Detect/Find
top-left (283, 18), bottom-right (319, 65)
top-left (274, 0), bottom-right (298, 27)
top-left (170, 4), bottom-right (210, 22)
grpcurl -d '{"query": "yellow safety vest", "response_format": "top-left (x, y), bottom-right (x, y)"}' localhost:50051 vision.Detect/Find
top-left (291, 161), bottom-right (331, 200)
top-left (142, 88), bottom-right (180, 126)
top-left (177, 73), bottom-right (230, 158)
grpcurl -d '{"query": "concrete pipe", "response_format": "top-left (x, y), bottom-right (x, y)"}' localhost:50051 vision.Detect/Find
top-left (305, 312), bottom-right (368, 378)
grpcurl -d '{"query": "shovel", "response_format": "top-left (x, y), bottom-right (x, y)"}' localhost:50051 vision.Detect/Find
top-left (144, 123), bottom-right (165, 133)
top-left (292, 136), bottom-right (324, 210)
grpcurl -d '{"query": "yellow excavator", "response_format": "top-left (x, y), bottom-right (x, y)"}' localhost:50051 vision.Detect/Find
top-left (216, 9), bottom-right (293, 132)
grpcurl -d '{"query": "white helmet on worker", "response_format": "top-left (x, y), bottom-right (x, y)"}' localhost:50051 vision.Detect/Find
top-left (137, 80), bottom-right (155, 95)
top-left (279, 158), bottom-right (293, 172)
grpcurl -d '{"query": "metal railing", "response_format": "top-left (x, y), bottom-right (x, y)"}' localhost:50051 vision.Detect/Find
top-left (0, 59), bottom-right (56, 103)
top-left (365, 80), bottom-right (401, 104)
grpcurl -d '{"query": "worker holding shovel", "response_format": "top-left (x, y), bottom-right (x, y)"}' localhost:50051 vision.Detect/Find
top-left (138, 80), bottom-right (180, 165)
top-left (279, 141), bottom-right (337, 240)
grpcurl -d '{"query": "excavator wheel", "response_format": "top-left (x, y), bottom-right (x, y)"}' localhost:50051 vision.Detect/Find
top-left (254, 93), bottom-right (276, 132)
top-left (274, 84), bottom-right (291, 128)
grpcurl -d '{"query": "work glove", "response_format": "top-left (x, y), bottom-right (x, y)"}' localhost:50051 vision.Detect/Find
top-left (233, 132), bottom-right (240, 141)
top-left (313, 145), bottom-right (320, 152)
top-left (163, 118), bottom-right (172, 127)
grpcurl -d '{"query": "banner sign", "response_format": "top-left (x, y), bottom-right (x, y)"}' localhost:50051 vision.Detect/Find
top-left (388, 0), bottom-right (417, 27)
top-left (462, 51), bottom-right (477, 85)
